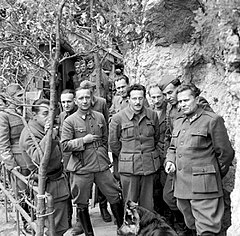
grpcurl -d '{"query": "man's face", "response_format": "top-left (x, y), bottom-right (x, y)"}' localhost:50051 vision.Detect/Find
top-left (129, 90), bottom-right (145, 114)
top-left (87, 60), bottom-right (94, 69)
top-left (35, 104), bottom-right (50, 127)
top-left (162, 83), bottom-right (178, 105)
top-left (115, 79), bottom-right (129, 97)
top-left (149, 86), bottom-right (164, 109)
top-left (61, 93), bottom-right (75, 113)
top-left (177, 89), bottom-right (198, 116)
top-left (80, 63), bottom-right (86, 72)
top-left (75, 89), bottom-right (92, 111)
top-left (74, 62), bottom-right (81, 74)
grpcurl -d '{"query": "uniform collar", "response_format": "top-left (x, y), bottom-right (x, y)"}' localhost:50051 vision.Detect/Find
top-left (91, 95), bottom-right (97, 106)
top-left (182, 106), bottom-right (204, 123)
top-left (125, 106), bottom-right (150, 121)
top-left (77, 108), bottom-right (95, 120)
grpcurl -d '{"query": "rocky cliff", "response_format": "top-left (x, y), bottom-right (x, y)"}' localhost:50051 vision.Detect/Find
top-left (123, 0), bottom-right (240, 235)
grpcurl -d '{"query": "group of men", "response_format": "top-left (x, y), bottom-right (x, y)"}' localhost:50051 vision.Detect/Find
top-left (0, 71), bottom-right (235, 236)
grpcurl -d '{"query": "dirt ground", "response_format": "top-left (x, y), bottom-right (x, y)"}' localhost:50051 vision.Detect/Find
top-left (0, 201), bottom-right (118, 236)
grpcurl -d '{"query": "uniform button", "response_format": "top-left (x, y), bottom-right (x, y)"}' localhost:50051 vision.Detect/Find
top-left (182, 129), bottom-right (185, 133)
top-left (179, 154), bottom-right (182, 158)
top-left (180, 142), bottom-right (183, 145)
top-left (178, 167), bottom-right (181, 171)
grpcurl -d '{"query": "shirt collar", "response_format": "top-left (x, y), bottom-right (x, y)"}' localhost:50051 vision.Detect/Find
top-left (77, 108), bottom-right (95, 120)
top-left (182, 106), bottom-right (204, 123)
top-left (125, 106), bottom-right (150, 120)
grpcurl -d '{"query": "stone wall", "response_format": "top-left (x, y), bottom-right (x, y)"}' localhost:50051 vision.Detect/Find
top-left (123, 0), bottom-right (240, 235)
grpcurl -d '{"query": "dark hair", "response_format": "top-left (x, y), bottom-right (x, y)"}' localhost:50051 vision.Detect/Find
top-left (176, 83), bottom-right (201, 98)
top-left (61, 89), bottom-right (75, 96)
top-left (127, 84), bottom-right (146, 97)
top-left (32, 99), bottom-right (50, 113)
top-left (114, 74), bottom-right (130, 85)
top-left (171, 78), bottom-right (181, 87)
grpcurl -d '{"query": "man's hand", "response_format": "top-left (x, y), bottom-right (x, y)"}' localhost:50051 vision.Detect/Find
top-left (165, 161), bottom-right (176, 174)
top-left (83, 134), bottom-right (101, 144)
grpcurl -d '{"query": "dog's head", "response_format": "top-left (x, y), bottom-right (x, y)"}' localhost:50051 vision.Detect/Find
top-left (118, 201), bottom-right (140, 236)
top-left (118, 201), bottom-right (178, 236)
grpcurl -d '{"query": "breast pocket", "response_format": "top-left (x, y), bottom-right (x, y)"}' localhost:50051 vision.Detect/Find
top-left (96, 123), bottom-right (104, 136)
top-left (121, 122), bottom-right (135, 139)
top-left (192, 165), bottom-right (218, 193)
top-left (9, 118), bottom-right (24, 139)
top-left (146, 120), bottom-right (155, 137)
top-left (190, 128), bottom-right (208, 148)
top-left (75, 126), bottom-right (87, 138)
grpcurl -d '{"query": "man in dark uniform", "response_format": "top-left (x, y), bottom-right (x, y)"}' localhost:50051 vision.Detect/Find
top-left (165, 83), bottom-right (234, 236)
top-left (109, 84), bottom-right (160, 212)
top-left (159, 75), bottom-right (213, 236)
top-left (0, 84), bottom-right (32, 234)
top-left (148, 83), bottom-right (171, 219)
top-left (61, 84), bottom-right (124, 236)
top-left (19, 99), bottom-right (70, 236)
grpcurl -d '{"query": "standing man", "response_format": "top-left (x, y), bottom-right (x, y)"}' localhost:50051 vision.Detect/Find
top-left (19, 99), bottom-right (70, 236)
top-left (165, 83), bottom-right (234, 236)
top-left (148, 83), bottom-right (171, 218)
top-left (86, 56), bottom-right (112, 107)
top-left (109, 84), bottom-right (160, 212)
top-left (159, 76), bottom-right (213, 236)
top-left (59, 89), bottom-right (84, 235)
top-left (78, 80), bottom-right (112, 223)
top-left (61, 84), bottom-right (124, 236)
top-left (109, 75), bottom-right (130, 118)
top-left (0, 84), bottom-right (32, 234)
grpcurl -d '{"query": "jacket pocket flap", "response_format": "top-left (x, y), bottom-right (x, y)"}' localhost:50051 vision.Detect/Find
top-left (146, 120), bottom-right (154, 126)
top-left (192, 165), bottom-right (216, 175)
top-left (122, 122), bottom-right (134, 129)
top-left (172, 130), bottom-right (180, 138)
top-left (191, 129), bottom-right (207, 137)
top-left (152, 149), bottom-right (160, 158)
top-left (120, 153), bottom-right (133, 161)
top-left (75, 127), bottom-right (87, 132)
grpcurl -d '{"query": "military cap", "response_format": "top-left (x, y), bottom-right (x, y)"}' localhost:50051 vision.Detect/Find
top-left (158, 74), bottom-right (176, 91)
top-left (79, 80), bottom-right (96, 90)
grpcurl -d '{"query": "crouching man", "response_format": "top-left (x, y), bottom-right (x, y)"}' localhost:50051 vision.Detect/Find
top-left (19, 99), bottom-right (70, 235)
top-left (61, 84), bottom-right (124, 236)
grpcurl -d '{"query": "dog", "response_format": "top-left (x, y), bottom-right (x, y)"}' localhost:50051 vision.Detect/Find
top-left (118, 201), bottom-right (178, 236)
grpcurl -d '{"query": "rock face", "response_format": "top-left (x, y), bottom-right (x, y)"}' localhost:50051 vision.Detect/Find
top-left (123, 0), bottom-right (240, 235)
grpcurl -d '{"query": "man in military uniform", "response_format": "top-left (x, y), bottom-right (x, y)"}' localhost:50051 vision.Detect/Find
top-left (0, 84), bottom-right (32, 234)
top-left (148, 83), bottom-right (171, 219)
top-left (19, 99), bottom-right (70, 236)
top-left (159, 75), bottom-right (213, 236)
top-left (165, 83), bottom-right (234, 236)
top-left (61, 84), bottom-right (124, 236)
top-left (109, 84), bottom-right (160, 212)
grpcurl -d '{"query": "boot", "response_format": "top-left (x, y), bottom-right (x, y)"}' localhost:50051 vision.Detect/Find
top-left (110, 200), bottom-right (124, 229)
top-left (72, 207), bottom-right (84, 235)
top-left (99, 197), bottom-right (112, 222)
top-left (172, 210), bottom-right (192, 236)
top-left (78, 207), bottom-right (94, 236)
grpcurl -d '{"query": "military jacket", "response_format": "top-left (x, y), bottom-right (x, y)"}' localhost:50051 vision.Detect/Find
top-left (109, 106), bottom-right (161, 175)
top-left (19, 119), bottom-right (70, 202)
top-left (166, 107), bottom-right (234, 199)
top-left (61, 109), bottom-right (110, 174)
top-left (0, 108), bottom-right (27, 170)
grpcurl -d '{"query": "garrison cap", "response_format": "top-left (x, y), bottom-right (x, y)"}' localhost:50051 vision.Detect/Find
top-left (158, 74), bottom-right (176, 91)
